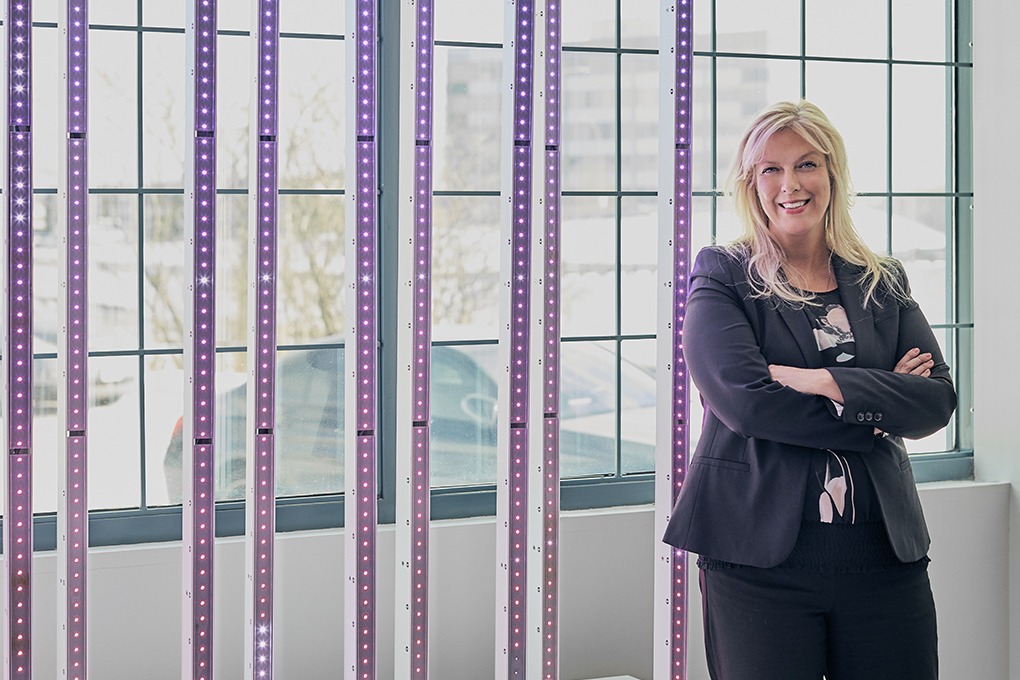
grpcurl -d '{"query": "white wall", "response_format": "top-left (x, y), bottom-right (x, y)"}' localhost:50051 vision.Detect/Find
top-left (20, 481), bottom-right (1008, 680)
top-left (973, 1), bottom-right (1020, 678)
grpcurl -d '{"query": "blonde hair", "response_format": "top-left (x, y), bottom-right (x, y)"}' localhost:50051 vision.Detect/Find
top-left (725, 100), bottom-right (905, 307)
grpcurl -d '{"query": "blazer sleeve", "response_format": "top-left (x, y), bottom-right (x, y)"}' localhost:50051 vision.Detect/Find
top-left (827, 268), bottom-right (957, 440)
top-left (684, 247), bottom-right (876, 453)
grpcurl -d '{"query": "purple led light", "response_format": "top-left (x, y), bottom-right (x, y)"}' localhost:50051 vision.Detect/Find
top-left (508, 427), bottom-right (528, 678)
top-left (248, 3), bottom-right (277, 679)
top-left (409, 1), bottom-right (433, 677)
top-left (356, 435), bottom-right (377, 680)
top-left (671, 3), bottom-right (693, 679)
top-left (5, 2), bottom-right (34, 678)
top-left (541, 3), bottom-right (561, 677)
top-left (61, 1), bottom-right (89, 678)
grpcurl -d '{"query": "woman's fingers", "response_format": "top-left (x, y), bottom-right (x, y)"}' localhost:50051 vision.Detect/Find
top-left (894, 348), bottom-right (933, 375)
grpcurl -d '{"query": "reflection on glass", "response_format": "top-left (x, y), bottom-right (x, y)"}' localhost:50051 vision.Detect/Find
top-left (621, 0), bottom-right (660, 50)
top-left (621, 53), bottom-right (659, 192)
top-left (280, 37), bottom-right (345, 189)
top-left (277, 195), bottom-right (346, 344)
top-left (218, 35), bottom-right (251, 190)
top-left (621, 339), bottom-right (657, 474)
top-left (430, 345), bottom-right (499, 487)
top-left (434, 0), bottom-right (503, 44)
top-left (561, 196), bottom-right (617, 337)
top-left (34, 26), bottom-right (58, 188)
top-left (893, 197), bottom-right (948, 326)
top-left (692, 56), bottom-right (713, 192)
top-left (144, 195), bottom-right (186, 349)
top-left (851, 196), bottom-right (891, 256)
top-left (89, 194), bottom-right (139, 351)
top-left (431, 196), bottom-right (501, 342)
top-left (434, 46), bottom-right (502, 192)
top-left (90, 30), bottom-right (138, 188)
top-left (159, 347), bottom-right (345, 504)
top-left (893, 64), bottom-right (947, 193)
top-left (563, 51), bottom-right (616, 191)
top-left (217, 195), bottom-right (249, 348)
top-left (143, 32), bottom-right (186, 189)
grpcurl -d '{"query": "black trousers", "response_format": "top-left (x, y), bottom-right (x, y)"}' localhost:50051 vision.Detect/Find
top-left (699, 561), bottom-right (937, 680)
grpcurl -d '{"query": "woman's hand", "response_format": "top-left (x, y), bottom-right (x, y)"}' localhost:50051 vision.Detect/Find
top-left (768, 365), bottom-right (844, 403)
top-left (894, 347), bottom-right (934, 377)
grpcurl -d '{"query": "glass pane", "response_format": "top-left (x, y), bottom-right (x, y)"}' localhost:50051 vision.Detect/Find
top-left (34, 195), bottom-right (59, 342)
top-left (34, 27), bottom-right (58, 189)
top-left (562, 0), bottom-right (616, 48)
top-left (905, 329), bottom-right (951, 454)
top-left (142, 2), bottom-right (184, 28)
top-left (431, 196), bottom-right (501, 342)
top-left (894, 0), bottom-right (947, 63)
top-left (219, 0), bottom-right (251, 32)
top-left (716, 57), bottom-right (801, 186)
top-left (621, 53), bottom-right (659, 192)
top-left (91, 30), bottom-right (138, 188)
top-left (715, 193), bottom-right (742, 245)
top-left (90, 194), bottom-right (139, 351)
top-left (157, 353), bottom-right (254, 505)
top-left (434, 0), bottom-right (503, 44)
top-left (851, 196), bottom-right (890, 256)
top-left (145, 354), bottom-right (183, 506)
top-left (892, 197), bottom-right (948, 326)
top-left (144, 195), bottom-right (186, 349)
top-left (279, 38), bottom-right (345, 190)
top-left (622, 0), bottom-right (659, 50)
top-left (143, 33), bottom-right (186, 189)
top-left (620, 197), bottom-right (657, 336)
top-left (277, 194), bottom-right (347, 344)
top-left (806, 0), bottom-right (886, 60)
top-left (34, 0), bottom-right (56, 23)
top-left (562, 51), bottom-right (616, 192)
top-left (692, 195), bottom-right (716, 251)
top-left (89, 355), bottom-right (142, 510)
top-left (561, 341), bottom-right (617, 477)
top-left (276, 346), bottom-right (345, 498)
top-left (620, 338), bottom-right (657, 474)
top-left (91, 0), bottom-right (136, 26)
top-left (692, 55), bottom-right (712, 192)
top-left (806, 61), bottom-right (888, 194)
top-left (280, 0), bottom-right (345, 35)
top-left (218, 35), bottom-right (250, 190)
top-left (561, 196), bottom-right (617, 337)
top-left (893, 64), bottom-right (947, 193)
top-left (434, 45), bottom-right (502, 192)
top-left (33, 354), bottom-right (58, 513)
top-left (716, 0), bottom-right (800, 56)
top-left (693, 0), bottom-right (711, 53)
top-left (217, 194), bottom-right (249, 348)
top-left (430, 344), bottom-right (499, 487)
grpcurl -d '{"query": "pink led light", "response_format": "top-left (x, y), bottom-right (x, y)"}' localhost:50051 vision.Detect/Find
top-left (5, 2), bottom-right (34, 678)
top-left (670, 2), bottom-right (693, 678)
top-left (409, 0), bottom-right (432, 677)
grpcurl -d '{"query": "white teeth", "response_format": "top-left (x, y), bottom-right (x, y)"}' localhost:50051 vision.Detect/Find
top-left (781, 200), bottom-right (807, 209)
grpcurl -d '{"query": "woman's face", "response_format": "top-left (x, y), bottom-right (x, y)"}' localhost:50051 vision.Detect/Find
top-left (754, 129), bottom-right (831, 249)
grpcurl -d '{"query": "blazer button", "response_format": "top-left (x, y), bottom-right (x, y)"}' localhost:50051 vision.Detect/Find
top-left (857, 412), bottom-right (866, 422)
top-left (865, 412), bottom-right (874, 421)
top-left (874, 412), bottom-right (883, 422)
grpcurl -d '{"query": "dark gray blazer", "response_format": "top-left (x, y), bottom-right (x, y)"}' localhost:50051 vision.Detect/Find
top-left (662, 246), bottom-right (957, 568)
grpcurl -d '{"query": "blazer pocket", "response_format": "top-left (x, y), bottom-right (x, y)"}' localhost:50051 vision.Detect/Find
top-left (899, 455), bottom-right (913, 471)
top-left (691, 456), bottom-right (750, 472)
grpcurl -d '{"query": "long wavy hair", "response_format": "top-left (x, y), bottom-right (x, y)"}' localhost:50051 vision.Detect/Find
top-left (725, 100), bottom-right (906, 307)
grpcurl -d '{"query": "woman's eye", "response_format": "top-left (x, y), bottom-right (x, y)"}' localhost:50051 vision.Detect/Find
top-left (800, 161), bottom-right (817, 169)
top-left (760, 167), bottom-right (777, 174)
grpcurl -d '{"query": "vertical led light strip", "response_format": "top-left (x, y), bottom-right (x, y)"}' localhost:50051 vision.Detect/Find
top-left (496, 1), bottom-right (534, 678)
top-left (244, 1), bottom-right (277, 679)
top-left (2, 1), bottom-right (33, 678)
top-left (534, 2), bottom-right (561, 678)
top-left (184, 1), bottom-right (217, 679)
top-left (395, 0), bottom-right (433, 677)
top-left (654, 1), bottom-right (692, 679)
top-left (345, 1), bottom-right (378, 679)
top-left (57, 0), bottom-right (88, 678)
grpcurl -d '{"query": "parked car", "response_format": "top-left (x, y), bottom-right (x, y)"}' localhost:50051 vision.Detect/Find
top-left (163, 342), bottom-right (655, 502)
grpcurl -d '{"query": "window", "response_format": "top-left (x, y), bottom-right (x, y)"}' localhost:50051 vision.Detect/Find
top-left (19, 0), bottom-right (971, 547)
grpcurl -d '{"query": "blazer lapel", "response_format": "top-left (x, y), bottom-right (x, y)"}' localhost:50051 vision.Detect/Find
top-left (834, 258), bottom-right (877, 368)
top-left (777, 304), bottom-right (822, 369)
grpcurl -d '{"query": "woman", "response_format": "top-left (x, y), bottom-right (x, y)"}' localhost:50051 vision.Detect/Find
top-left (662, 101), bottom-right (956, 680)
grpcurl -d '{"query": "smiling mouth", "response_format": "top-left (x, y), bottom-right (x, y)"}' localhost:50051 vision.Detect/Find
top-left (780, 200), bottom-right (808, 209)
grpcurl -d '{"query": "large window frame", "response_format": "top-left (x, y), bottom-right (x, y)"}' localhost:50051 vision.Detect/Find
top-left (17, 0), bottom-right (973, 549)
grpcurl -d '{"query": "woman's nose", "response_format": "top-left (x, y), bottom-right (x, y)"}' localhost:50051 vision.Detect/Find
top-left (782, 172), bottom-right (800, 193)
